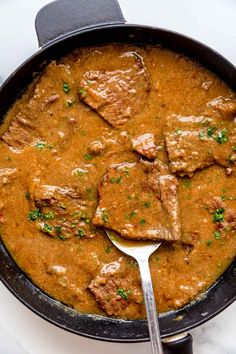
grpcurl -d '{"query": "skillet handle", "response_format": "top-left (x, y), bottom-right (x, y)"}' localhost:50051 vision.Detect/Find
top-left (35, 0), bottom-right (125, 47)
top-left (162, 333), bottom-right (193, 354)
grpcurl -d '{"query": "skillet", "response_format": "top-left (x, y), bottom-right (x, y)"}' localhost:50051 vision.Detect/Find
top-left (0, 1), bottom-right (235, 353)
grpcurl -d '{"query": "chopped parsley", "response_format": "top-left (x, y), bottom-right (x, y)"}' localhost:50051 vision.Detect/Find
top-left (117, 288), bottom-right (130, 300)
top-left (206, 240), bottom-right (213, 246)
top-left (102, 213), bottom-right (109, 223)
top-left (43, 223), bottom-right (53, 235)
top-left (105, 245), bottom-right (111, 254)
top-left (199, 131), bottom-right (205, 140)
top-left (221, 195), bottom-right (236, 201)
top-left (25, 191), bottom-right (31, 200)
top-left (78, 228), bottom-right (85, 238)
top-left (43, 211), bottom-right (55, 220)
top-left (55, 225), bottom-right (64, 239)
top-left (110, 176), bottom-right (122, 184)
top-left (126, 211), bottom-right (137, 220)
top-left (232, 146), bottom-right (236, 151)
top-left (140, 218), bottom-right (146, 225)
top-left (63, 82), bottom-right (70, 93)
top-left (175, 129), bottom-right (182, 135)
top-left (58, 234), bottom-right (66, 241)
top-left (34, 141), bottom-right (53, 150)
top-left (144, 201), bottom-right (151, 208)
top-left (79, 88), bottom-right (86, 96)
top-left (55, 225), bottom-right (62, 234)
top-left (213, 231), bottom-right (221, 240)
top-left (80, 212), bottom-right (91, 224)
top-left (28, 209), bottom-right (42, 221)
top-left (84, 153), bottom-right (92, 161)
top-left (215, 129), bottom-right (228, 144)
top-left (207, 126), bottom-right (217, 137)
top-left (212, 208), bottom-right (225, 222)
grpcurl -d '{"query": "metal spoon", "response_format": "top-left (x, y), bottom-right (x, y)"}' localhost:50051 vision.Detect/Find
top-left (106, 230), bottom-right (164, 354)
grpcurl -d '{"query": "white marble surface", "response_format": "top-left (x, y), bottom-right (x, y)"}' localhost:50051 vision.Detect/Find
top-left (0, 0), bottom-right (235, 353)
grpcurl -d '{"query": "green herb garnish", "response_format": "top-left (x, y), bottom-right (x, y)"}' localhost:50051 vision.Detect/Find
top-left (212, 208), bottom-right (225, 222)
top-left (84, 153), bottom-right (92, 161)
top-left (144, 201), bottom-right (151, 208)
top-left (35, 141), bottom-right (46, 150)
top-left (63, 82), bottom-right (70, 93)
top-left (78, 228), bottom-right (85, 238)
top-left (140, 218), bottom-right (146, 225)
top-left (110, 176), bottom-right (122, 184)
top-left (43, 211), bottom-right (55, 220)
top-left (213, 231), bottom-right (221, 240)
top-left (55, 225), bottom-right (62, 235)
top-left (25, 192), bottom-right (31, 200)
top-left (207, 126), bottom-right (217, 137)
top-left (175, 129), bottom-right (182, 135)
top-left (28, 209), bottom-right (42, 221)
top-left (206, 240), bottom-right (213, 246)
top-left (34, 141), bottom-right (53, 150)
top-left (199, 131), bottom-right (205, 140)
top-left (117, 288), bottom-right (130, 300)
top-left (215, 129), bottom-right (228, 144)
top-left (43, 223), bottom-right (53, 235)
top-left (102, 213), bottom-right (109, 223)
top-left (79, 88), bottom-right (86, 96)
top-left (105, 245), bottom-right (111, 254)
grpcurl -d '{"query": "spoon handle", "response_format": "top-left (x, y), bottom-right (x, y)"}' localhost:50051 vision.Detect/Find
top-left (138, 258), bottom-right (164, 354)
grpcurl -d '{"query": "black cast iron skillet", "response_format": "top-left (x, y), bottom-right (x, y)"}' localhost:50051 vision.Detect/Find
top-left (0, 1), bottom-right (236, 353)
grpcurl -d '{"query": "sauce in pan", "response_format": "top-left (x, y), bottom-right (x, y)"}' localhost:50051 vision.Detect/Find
top-left (0, 45), bottom-right (236, 319)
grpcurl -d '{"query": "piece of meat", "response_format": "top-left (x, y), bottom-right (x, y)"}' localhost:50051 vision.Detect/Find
top-left (2, 61), bottom-right (73, 150)
top-left (92, 160), bottom-right (181, 241)
top-left (207, 96), bottom-right (236, 119)
top-left (163, 114), bottom-right (236, 175)
top-left (78, 52), bottom-right (150, 128)
top-left (28, 183), bottom-right (96, 239)
top-left (131, 133), bottom-right (158, 159)
top-left (2, 112), bottom-right (40, 149)
top-left (89, 258), bottom-right (144, 318)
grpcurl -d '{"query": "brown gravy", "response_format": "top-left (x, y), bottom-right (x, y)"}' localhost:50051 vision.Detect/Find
top-left (0, 44), bottom-right (236, 319)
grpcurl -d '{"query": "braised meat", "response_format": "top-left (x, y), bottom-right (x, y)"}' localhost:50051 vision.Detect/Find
top-left (78, 52), bottom-right (150, 128)
top-left (131, 133), bottom-right (158, 159)
top-left (92, 160), bottom-right (181, 241)
top-left (28, 184), bottom-right (96, 239)
top-left (163, 114), bottom-right (236, 175)
top-left (207, 96), bottom-right (236, 119)
top-left (89, 259), bottom-right (144, 318)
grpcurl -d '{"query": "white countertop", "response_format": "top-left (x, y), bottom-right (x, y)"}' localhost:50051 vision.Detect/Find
top-left (0, 1), bottom-right (235, 353)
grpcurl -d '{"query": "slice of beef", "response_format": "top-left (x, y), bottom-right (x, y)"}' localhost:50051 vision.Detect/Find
top-left (207, 96), bottom-right (236, 119)
top-left (131, 133), bottom-right (158, 159)
top-left (2, 62), bottom-right (73, 150)
top-left (2, 112), bottom-right (40, 149)
top-left (89, 258), bottom-right (144, 318)
top-left (163, 114), bottom-right (236, 175)
top-left (28, 184), bottom-right (96, 239)
top-left (78, 52), bottom-right (150, 128)
top-left (92, 160), bottom-right (181, 241)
